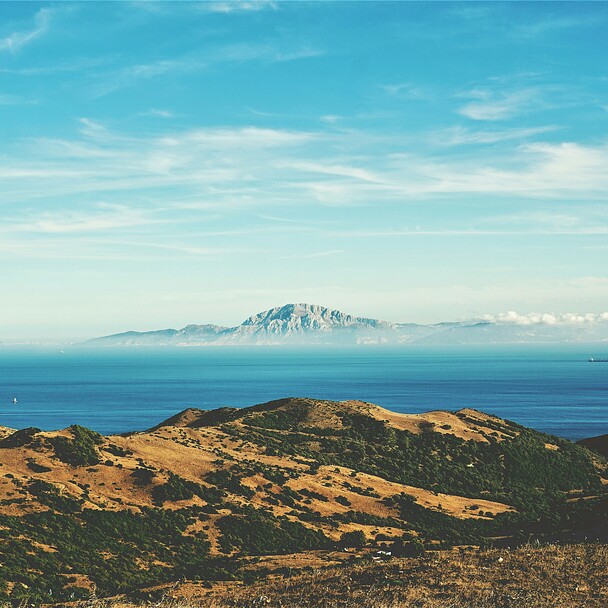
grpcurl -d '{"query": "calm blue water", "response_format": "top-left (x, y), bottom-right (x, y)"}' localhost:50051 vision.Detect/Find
top-left (0, 345), bottom-right (606, 440)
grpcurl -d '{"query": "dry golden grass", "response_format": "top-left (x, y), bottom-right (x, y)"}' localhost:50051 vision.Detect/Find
top-left (67, 544), bottom-right (608, 608)
top-left (1, 400), bottom-right (606, 606)
top-left (0, 399), bottom-right (521, 547)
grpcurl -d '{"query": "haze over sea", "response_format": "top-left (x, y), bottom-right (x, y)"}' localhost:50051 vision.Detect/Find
top-left (0, 346), bottom-right (605, 441)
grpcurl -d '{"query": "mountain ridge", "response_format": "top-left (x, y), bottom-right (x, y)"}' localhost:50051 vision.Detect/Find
top-left (84, 303), bottom-right (608, 346)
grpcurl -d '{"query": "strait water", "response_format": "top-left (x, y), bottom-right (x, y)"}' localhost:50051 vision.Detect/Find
top-left (0, 345), bottom-right (606, 440)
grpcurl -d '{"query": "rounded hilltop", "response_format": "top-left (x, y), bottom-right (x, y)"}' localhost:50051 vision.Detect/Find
top-left (152, 397), bottom-right (518, 444)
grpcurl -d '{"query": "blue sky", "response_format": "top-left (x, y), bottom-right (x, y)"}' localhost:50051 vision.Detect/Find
top-left (1, 1), bottom-right (607, 340)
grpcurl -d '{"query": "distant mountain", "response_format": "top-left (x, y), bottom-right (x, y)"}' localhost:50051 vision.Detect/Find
top-left (85, 303), bottom-right (397, 346)
top-left (84, 303), bottom-right (608, 346)
top-left (235, 303), bottom-right (395, 344)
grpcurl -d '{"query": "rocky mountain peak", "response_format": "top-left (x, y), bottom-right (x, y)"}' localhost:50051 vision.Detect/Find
top-left (241, 303), bottom-right (392, 334)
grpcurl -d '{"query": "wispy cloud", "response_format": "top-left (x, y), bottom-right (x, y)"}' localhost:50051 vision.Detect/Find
top-left (143, 109), bottom-right (175, 119)
top-left (0, 56), bottom-right (110, 76)
top-left (429, 125), bottom-right (559, 146)
top-left (513, 14), bottom-right (605, 39)
top-left (0, 93), bottom-right (37, 105)
top-left (201, 1), bottom-right (278, 14)
top-left (4, 204), bottom-right (156, 235)
top-left (92, 43), bottom-right (323, 97)
top-left (0, 8), bottom-right (52, 53)
top-left (91, 58), bottom-right (193, 97)
top-left (457, 87), bottom-right (542, 121)
top-left (444, 4), bottom-right (605, 43)
top-left (1, 118), bottom-right (606, 284)
top-left (382, 82), bottom-right (435, 101)
top-left (3, 120), bottom-right (608, 217)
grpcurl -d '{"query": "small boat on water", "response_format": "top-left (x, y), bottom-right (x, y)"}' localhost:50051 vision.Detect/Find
top-left (12, 398), bottom-right (17, 404)
top-left (589, 358), bottom-right (608, 363)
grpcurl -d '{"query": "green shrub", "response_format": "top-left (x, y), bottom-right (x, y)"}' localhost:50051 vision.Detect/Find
top-left (50, 426), bottom-right (103, 466)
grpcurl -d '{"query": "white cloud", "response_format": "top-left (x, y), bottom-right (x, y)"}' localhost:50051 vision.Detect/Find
top-left (0, 9), bottom-right (52, 53)
top-left (482, 311), bottom-right (608, 326)
top-left (2, 120), bottom-right (608, 248)
top-left (202, 1), bottom-right (278, 14)
top-left (145, 109), bottom-right (175, 118)
top-left (432, 125), bottom-right (559, 146)
top-left (387, 140), bottom-right (608, 199)
top-left (92, 43), bottom-right (322, 97)
top-left (383, 82), bottom-right (434, 101)
top-left (7, 204), bottom-right (153, 234)
top-left (458, 88), bottom-right (541, 121)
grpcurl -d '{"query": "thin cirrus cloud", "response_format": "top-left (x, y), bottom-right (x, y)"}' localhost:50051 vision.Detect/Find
top-left (512, 14), bottom-right (606, 39)
top-left (428, 125), bottom-right (559, 146)
top-left (91, 42), bottom-right (323, 97)
top-left (3, 121), bottom-right (608, 213)
top-left (0, 8), bottom-right (52, 53)
top-left (3, 204), bottom-right (156, 235)
top-left (444, 5), bottom-right (605, 42)
top-left (457, 88), bottom-right (542, 121)
top-left (382, 82), bottom-right (436, 101)
top-left (200, 1), bottom-right (278, 14)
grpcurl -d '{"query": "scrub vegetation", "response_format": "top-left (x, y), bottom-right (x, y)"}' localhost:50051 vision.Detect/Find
top-left (0, 398), bottom-right (605, 603)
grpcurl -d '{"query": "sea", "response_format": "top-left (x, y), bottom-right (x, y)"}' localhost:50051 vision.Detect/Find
top-left (0, 345), bottom-right (606, 441)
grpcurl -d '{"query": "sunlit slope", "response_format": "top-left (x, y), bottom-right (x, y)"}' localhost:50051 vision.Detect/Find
top-left (0, 397), bottom-right (606, 602)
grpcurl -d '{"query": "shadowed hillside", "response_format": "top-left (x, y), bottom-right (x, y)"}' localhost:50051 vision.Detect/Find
top-left (579, 434), bottom-right (608, 458)
top-left (0, 398), bottom-right (606, 603)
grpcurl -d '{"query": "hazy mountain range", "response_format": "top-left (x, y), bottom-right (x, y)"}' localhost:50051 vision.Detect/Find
top-left (85, 303), bottom-right (608, 346)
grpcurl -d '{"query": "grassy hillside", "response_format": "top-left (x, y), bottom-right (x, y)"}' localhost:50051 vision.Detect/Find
top-left (115, 543), bottom-right (608, 608)
top-left (0, 398), bottom-right (606, 603)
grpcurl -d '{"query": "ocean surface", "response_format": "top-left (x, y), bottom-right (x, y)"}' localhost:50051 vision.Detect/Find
top-left (0, 345), bottom-right (606, 440)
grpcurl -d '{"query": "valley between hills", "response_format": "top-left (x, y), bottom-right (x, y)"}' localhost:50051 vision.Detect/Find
top-left (0, 397), bottom-right (606, 604)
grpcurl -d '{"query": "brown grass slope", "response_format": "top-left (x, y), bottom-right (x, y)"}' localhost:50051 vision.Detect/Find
top-left (87, 544), bottom-right (608, 608)
top-left (0, 397), bottom-right (606, 603)
top-left (0, 397), bottom-right (605, 537)
top-left (0, 398), bottom-right (518, 528)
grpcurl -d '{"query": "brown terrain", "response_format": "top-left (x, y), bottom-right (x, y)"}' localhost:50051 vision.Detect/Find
top-left (0, 397), bottom-right (606, 604)
top-left (0, 399), bottom-right (517, 530)
top-left (113, 543), bottom-right (608, 608)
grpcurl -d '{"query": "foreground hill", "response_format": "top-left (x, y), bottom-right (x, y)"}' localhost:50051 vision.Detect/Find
top-left (84, 303), bottom-right (608, 346)
top-left (116, 544), bottom-right (608, 608)
top-left (0, 397), bottom-right (606, 602)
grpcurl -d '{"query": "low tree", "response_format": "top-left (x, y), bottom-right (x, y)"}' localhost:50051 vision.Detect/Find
top-left (339, 530), bottom-right (366, 549)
